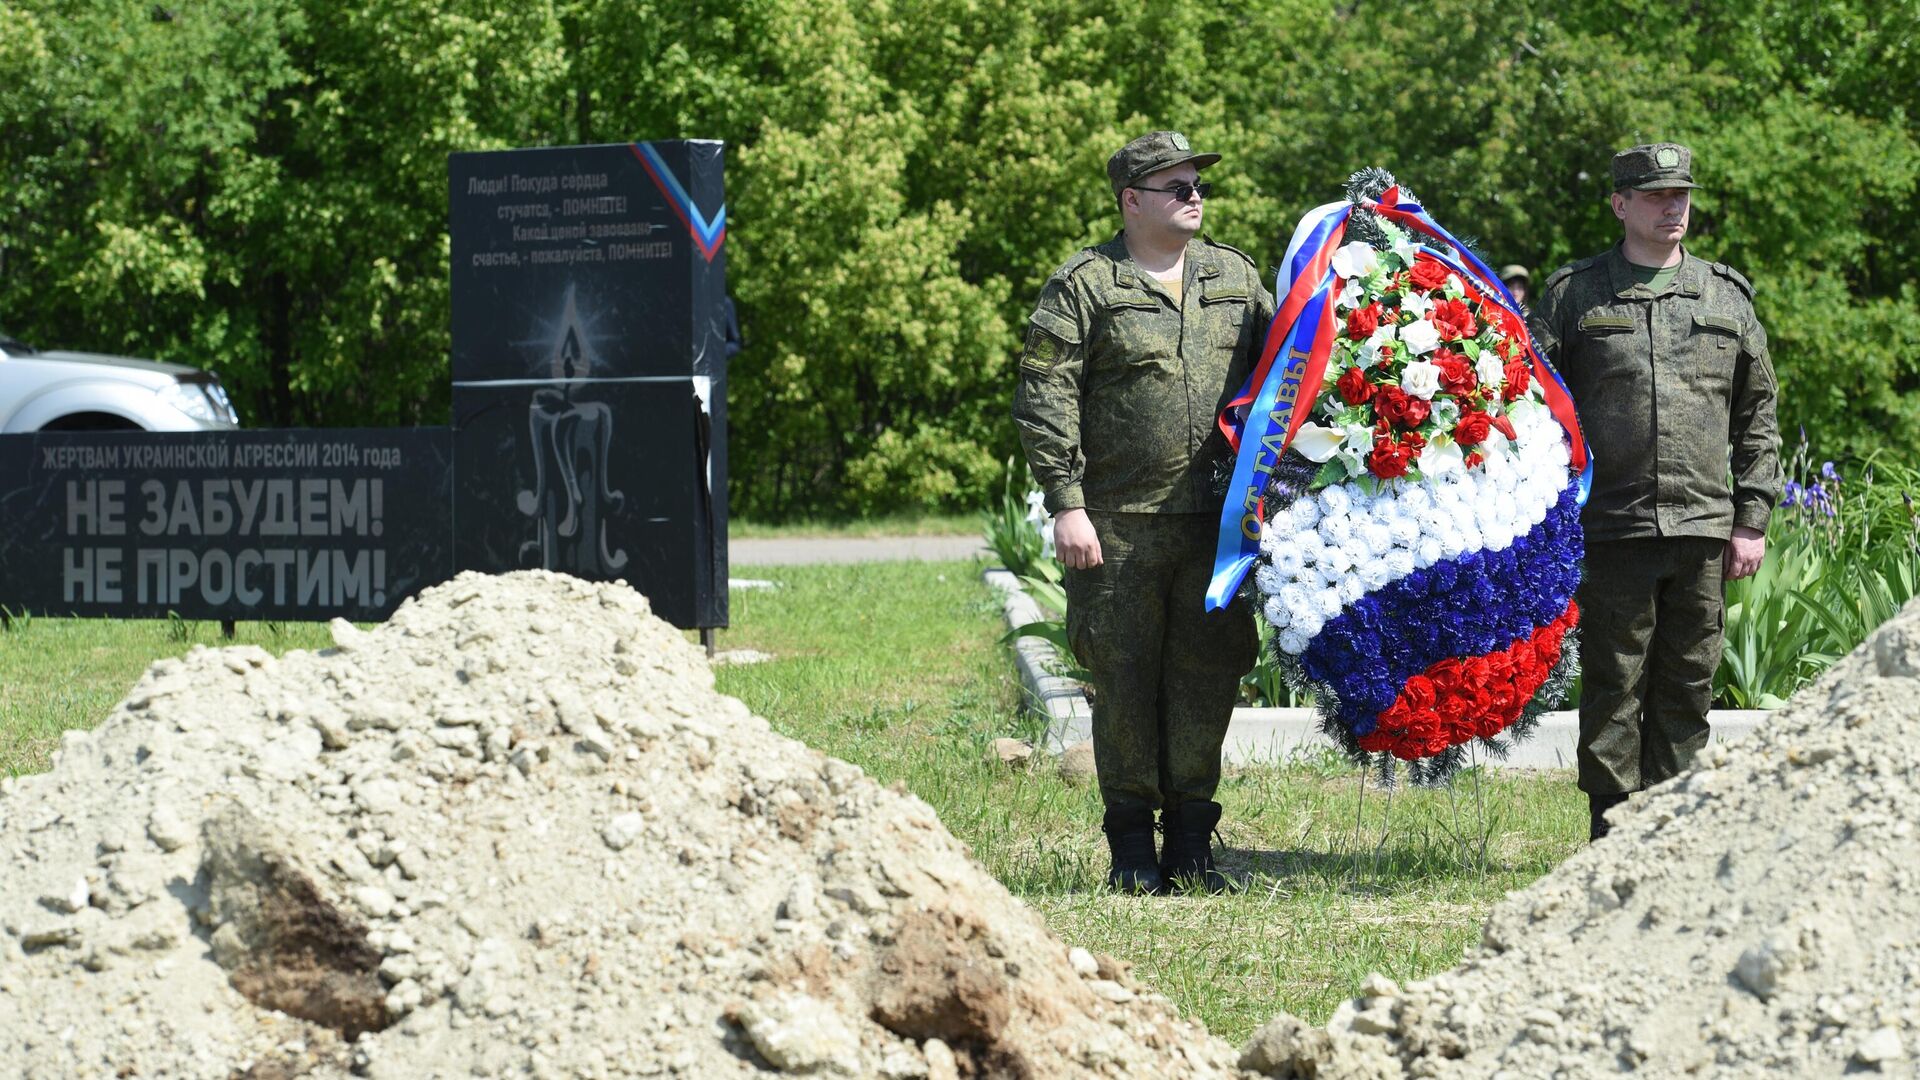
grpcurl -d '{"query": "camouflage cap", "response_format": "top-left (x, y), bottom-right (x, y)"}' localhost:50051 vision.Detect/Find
top-left (1611, 142), bottom-right (1699, 191)
top-left (1497, 264), bottom-right (1531, 284)
top-left (1107, 131), bottom-right (1221, 196)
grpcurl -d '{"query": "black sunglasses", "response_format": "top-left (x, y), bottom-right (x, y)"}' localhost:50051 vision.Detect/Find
top-left (1131, 181), bottom-right (1212, 202)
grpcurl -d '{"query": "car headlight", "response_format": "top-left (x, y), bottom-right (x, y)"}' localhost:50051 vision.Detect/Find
top-left (157, 380), bottom-right (238, 425)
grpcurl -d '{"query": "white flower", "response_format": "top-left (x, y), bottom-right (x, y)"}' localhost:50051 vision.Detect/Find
top-left (1366, 321), bottom-right (1399, 348)
top-left (1342, 425), bottom-right (1374, 457)
top-left (1420, 438), bottom-right (1464, 477)
top-left (1294, 537), bottom-right (1328, 571)
top-left (1359, 559), bottom-right (1394, 590)
top-left (1476, 351), bottom-right (1506, 389)
top-left (1291, 421), bottom-right (1346, 463)
top-left (1316, 513), bottom-right (1352, 547)
top-left (1337, 575), bottom-right (1366, 604)
top-left (1436, 527), bottom-right (1466, 559)
top-left (1401, 319), bottom-right (1442, 356)
top-left (1384, 549), bottom-right (1416, 578)
top-left (1270, 545), bottom-right (1304, 578)
top-left (1401, 358), bottom-right (1443, 399)
top-left (1361, 521), bottom-right (1394, 556)
top-left (1445, 273), bottom-right (1466, 297)
top-left (1415, 537), bottom-right (1445, 567)
top-left (1320, 543), bottom-right (1354, 575)
top-left (1311, 587), bottom-right (1344, 619)
top-left (1398, 485), bottom-right (1432, 515)
top-left (1391, 234), bottom-right (1421, 268)
top-left (1399, 289), bottom-right (1434, 319)
top-left (1330, 241), bottom-right (1380, 280)
top-left (1278, 628), bottom-right (1311, 655)
top-left (1264, 596), bottom-right (1292, 629)
top-left (1432, 397), bottom-right (1460, 429)
top-left (1337, 279), bottom-right (1366, 310)
top-left (1339, 536), bottom-right (1372, 571)
top-left (1255, 564), bottom-right (1285, 596)
top-left (1387, 517), bottom-right (1420, 548)
top-left (1318, 485), bottom-right (1351, 517)
top-left (1294, 608), bottom-right (1325, 638)
top-left (1288, 496), bottom-right (1322, 530)
top-left (1280, 582), bottom-right (1311, 612)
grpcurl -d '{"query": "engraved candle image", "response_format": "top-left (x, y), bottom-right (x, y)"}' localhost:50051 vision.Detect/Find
top-left (515, 286), bottom-right (628, 572)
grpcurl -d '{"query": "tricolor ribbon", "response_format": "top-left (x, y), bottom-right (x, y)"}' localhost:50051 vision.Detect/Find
top-left (1205, 188), bottom-right (1595, 611)
top-left (1206, 201), bottom-right (1351, 610)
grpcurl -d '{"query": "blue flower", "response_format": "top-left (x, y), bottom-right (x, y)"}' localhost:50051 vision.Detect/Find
top-left (1298, 481), bottom-right (1585, 736)
top-left (1821, 460), bottom-right (1840, 483)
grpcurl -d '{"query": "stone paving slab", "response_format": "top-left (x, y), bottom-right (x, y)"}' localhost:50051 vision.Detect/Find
top-left (984, 568), bottom-right (1768, 769)
top-left (731, 535), bottom-right (987, 566)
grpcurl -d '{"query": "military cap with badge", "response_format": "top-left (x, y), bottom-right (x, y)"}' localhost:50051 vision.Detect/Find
top-left (1611, 142), bottom-right (1699, 191)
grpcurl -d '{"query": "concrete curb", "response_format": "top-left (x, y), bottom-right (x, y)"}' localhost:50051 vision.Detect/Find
top-left (983, 568), bottom-right (1769, 769)
top-left (983, 569), bottom-right (1092, 753)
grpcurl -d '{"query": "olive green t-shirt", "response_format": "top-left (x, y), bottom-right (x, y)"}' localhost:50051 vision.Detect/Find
top-left (1628, 261), bottom-right (1680, 293)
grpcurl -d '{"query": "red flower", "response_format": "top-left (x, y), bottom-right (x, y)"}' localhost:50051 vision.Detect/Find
top-left (1372, 344), bottom-right (1397, 369)
top-left (1378, 387), bottom-right (1432, 430)
top-left (1502, 360), bottom-right (1531, 401)
top-left (1431, 298), bottom-right (1478, 342)
top-left (1403, 675), bottom-right (1437, 712)
top-left (1490, 413), bottom-right (1517, 441)
top-left (1346, 303), bottom-right (1382, 340)
top-left (1408, 259), bottom-right (1450, 293)
top-left (1453, 411), bottom-right (1492, 446)
top-left (1434, 352), bottom-right (1476, 396)
top-left (1464, 450), bottom-right (1485, 469)
top-left (1367, 438), bottom-right (1414, 479)
top-left (1337, 366), bottom-right (1375, 405)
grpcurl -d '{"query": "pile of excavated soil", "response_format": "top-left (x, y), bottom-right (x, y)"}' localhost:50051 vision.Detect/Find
top-left (1241, 599), bottom-right (1920, 1079)
top-left (0, 570), bottom-right (1246, 1079)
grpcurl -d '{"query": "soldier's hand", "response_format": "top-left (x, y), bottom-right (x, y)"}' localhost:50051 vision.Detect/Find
top-left (1724, 526), bottom-right (1765, 581)
top-left (1054, 508), bottom-right (1103, 569)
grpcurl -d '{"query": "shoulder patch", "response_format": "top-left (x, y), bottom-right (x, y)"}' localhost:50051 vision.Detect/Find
top-left (1201, 235), bottom-right (1259, 271)
top-left (1053, 248), bottom-right (1101, 281)
top-left (1710, 262), bottom-right (1755, 298)
top-left (1543, 253), bottom-right (1602, 291)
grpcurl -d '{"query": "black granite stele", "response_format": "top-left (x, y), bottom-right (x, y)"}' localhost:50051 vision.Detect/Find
top-left (448, 141), bottom-right (730, 630)
top-left (0, 141), bottom-right (729, 628)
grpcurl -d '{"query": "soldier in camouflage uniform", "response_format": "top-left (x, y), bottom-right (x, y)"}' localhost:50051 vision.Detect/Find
top-left (1529, 143), bottom-right (1781, 840)
top-left (1012, 131), bottom-right (1273, 893)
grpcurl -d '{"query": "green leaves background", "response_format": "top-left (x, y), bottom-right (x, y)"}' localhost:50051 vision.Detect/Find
top-left (3, 0), bottom-right (1916, 518)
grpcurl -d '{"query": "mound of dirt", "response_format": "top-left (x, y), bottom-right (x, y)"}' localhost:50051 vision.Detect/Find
top-left (0, 571), bottom-right (1246, 1078)
top-left (1241, 599), bottom-right (1920, 1078)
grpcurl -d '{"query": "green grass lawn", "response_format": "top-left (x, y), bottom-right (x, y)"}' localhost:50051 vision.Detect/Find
top-left (1, 560), bottom-right (1586, 1044)
top-left (0, 614), bottom-right (337, 777)
top-left (709, 559), bottom-right (1588, 1041)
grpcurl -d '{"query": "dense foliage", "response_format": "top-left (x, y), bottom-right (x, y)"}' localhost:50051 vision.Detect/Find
top-left (3, 0), bottom-right (1916, 518)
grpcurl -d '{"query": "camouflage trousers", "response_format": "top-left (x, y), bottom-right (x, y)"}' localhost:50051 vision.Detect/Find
top-left (1575, 537), bottom-right (1726, 795)
top-left (1063, 512), bottom-right (1258, 814)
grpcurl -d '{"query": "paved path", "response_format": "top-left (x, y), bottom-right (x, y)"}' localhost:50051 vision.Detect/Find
top-left (730, 535), bottom-right (987, 566)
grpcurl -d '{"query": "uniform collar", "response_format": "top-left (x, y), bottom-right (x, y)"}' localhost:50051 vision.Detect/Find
top-left (1605, 243), bottom-right (1705, 299)
top-left (1105, 231), bottom-right (1215, 291)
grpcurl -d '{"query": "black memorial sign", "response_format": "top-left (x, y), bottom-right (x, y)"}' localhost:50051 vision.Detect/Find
top-left (448, 140), bottom-right (728, 630)
top-left (0, 429), bottom-right (453, 621)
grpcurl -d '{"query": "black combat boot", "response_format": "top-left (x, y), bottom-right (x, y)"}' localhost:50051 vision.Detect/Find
top-left (1158, 800), bottom-right (1230, 894)
top-left (1588, 791), bottom-right (1630, 841)
top-left (1101, 807), bottom-right (1164, 895)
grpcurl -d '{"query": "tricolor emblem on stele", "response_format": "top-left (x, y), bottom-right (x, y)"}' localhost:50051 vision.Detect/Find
top-left (1210, 170), bottom-right (1592, 780)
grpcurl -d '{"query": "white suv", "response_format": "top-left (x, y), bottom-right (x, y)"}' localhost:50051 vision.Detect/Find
top-left (0, 331), bottom-right (240, 432)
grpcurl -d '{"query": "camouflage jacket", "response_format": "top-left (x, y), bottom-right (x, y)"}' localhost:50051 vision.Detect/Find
top-left (1529, 245), bottom-right (1781, 542)
top-left (1012, 233), bottom-right (1274, 515)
